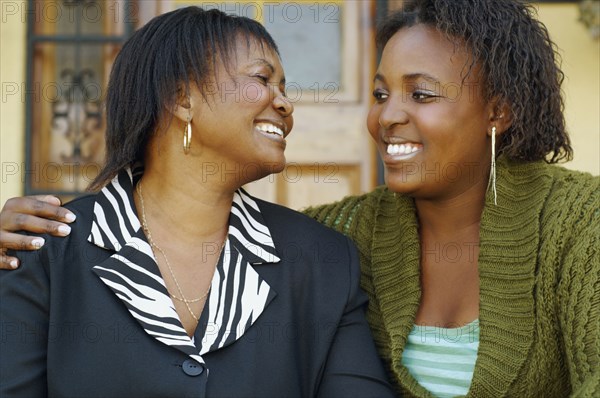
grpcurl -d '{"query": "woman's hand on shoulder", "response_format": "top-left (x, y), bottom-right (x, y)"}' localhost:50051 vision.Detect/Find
top-left (0, 195), bottom-right (76, 269)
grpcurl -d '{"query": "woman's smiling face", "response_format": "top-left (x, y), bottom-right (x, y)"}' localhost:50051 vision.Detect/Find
top-left (189, 38), bottom-right (294, 186)
top-left (367, 24), bottom-right (496, 200)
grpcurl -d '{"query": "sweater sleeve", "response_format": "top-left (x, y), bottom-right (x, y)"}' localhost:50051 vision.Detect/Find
top-left (557, 176), bottom-right (600, 398)
top-left (302, 196), bottom-right (363, 236)
top-left (302, 189), bottom-right (387, 238)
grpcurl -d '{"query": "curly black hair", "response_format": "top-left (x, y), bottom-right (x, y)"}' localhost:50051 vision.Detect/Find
top-left (376, 0), bottom-right (572, 163)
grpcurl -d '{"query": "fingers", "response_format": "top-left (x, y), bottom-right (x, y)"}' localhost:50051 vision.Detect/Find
top-left (1, 196), bottom-right (76, 235)
top-left (0, 231), bottom-right (45, 251)
top-left (2, 213), bottom-right (72, 236)
top-left (4, 195), bottom-right (75, 222)
top-left (0, 234), bottom-right (45, 270)
top-left (0, 196), bottom-right (74, 267)
top-left (33, 195), bottom-right (62, 206)
top-left (0, 248), bottom-right (19, 269)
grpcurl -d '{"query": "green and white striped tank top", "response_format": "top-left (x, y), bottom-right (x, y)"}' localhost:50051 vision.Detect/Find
top-left (401, 319), bottom-right (479, 398)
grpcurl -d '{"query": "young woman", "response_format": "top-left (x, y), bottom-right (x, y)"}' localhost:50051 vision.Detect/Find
top-left (0, 7), bottom-right (394, 397)
top-left (2, 1), bottom-right (599, 397)
top-left (305, 1), bottom-right (599, 396)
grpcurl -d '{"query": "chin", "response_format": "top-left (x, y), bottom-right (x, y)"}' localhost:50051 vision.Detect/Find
top-left (262, 155), bottom-right (286, 175)
top-left (384, 170), bottom-right (421, 196)
top-left (244, 156), bottom-right (286, 184)
top-left (269, 155), bottom-right (286, 173)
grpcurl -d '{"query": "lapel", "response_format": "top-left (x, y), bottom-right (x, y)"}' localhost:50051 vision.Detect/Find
top-left (369, 159), bottom-right (552, 397)
top-left (88, 168), bottom-right (279, 363)
top-left (369, 188), bottom-right (423, 395)
top-left (195, 189), bottom-right (279, 354)
top-left (468, 159), bottom-right (551, 397)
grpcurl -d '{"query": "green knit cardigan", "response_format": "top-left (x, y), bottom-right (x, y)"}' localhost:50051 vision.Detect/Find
top-left (303, 159), bottom-right (599, 398)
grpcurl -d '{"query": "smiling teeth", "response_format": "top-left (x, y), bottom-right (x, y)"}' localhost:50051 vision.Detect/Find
top-left (256, 123), bottom-right (284, 137)
top-left (387, 143), bottom-right (421, 155)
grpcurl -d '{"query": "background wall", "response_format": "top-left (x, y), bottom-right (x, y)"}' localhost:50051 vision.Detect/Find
top-left (1, 1), bottom-right (27, 206)
top-left (537, 3), bottom-right (600, 175)
top-left (1, 2), bottom-right (598, 208)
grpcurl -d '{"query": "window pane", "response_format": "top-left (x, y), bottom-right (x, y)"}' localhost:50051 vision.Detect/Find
top-left (30, 42), bottom-right (121, 192)
top-left (264, 3), bottom-right (342, 90)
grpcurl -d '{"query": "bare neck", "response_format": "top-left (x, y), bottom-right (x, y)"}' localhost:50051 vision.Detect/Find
top-left (415, 180), bottom-right (488, 241)
top-left (135, 135), bottom-right (234, 247)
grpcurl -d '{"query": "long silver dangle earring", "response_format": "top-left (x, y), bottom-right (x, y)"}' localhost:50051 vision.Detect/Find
top-left (487, 126), bottom-right (497, 205)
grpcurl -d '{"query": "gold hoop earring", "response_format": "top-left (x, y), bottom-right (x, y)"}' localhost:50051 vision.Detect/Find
top-left (183, 118), bottom-right (192, 154)
top-left (487, 126), bottom-right (497, 206)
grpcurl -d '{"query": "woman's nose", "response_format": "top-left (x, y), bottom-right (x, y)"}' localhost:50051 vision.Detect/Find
top-left (272, 89), bottom-right (293, 117)
top-left (378, 97), bottom-right (409, 129)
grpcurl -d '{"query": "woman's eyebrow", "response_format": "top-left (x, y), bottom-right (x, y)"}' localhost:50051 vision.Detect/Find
top-left (374, 72), bottom-right (441, 86)
top-left (403, 72), bottom-right (441, 85)
top-left (248, 59), bottom-right (275, 73)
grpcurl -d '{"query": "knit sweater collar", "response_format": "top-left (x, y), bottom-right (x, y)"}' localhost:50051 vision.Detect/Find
top-left (370, 158), bottom-right (554, 397)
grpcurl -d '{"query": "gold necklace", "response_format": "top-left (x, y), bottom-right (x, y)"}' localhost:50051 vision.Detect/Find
top-left (136, 181), bottom-right (225, 321)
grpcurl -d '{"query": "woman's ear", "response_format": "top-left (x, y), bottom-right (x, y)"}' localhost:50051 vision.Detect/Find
top-left (171, 85), bottom-right (193, 123)
top-left (488, 98), bottom-right (513, 136)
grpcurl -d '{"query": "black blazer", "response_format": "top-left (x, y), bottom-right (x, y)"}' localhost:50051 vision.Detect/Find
top-left (0, 178), bottom-right (394, 397)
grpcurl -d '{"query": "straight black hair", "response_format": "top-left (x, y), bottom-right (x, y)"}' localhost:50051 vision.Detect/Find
top-left (89, 7), bottom-right (279, 191)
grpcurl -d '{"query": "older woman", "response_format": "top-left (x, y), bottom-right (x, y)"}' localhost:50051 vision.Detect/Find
top-left (0, 7), bottom-right (394, 398)
top-left (2, 1), bottom-right (599, 397)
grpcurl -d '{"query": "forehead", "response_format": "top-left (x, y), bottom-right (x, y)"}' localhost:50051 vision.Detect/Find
top-left (227, 37), bottom-right (281, 69)
top-left (379, 25), bottom-right (476, 83)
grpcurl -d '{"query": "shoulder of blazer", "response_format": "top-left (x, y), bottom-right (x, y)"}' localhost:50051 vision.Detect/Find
top-left (5, 194), bottom-right (103, 276)
top-left (252, 198), bottom-right (357, 288)
top-left (62, 193), bottom-right (99, 239)
top-left (253, 199), bottom-right (359, 307)
top-left (253, 197), bottom-right (352, 246)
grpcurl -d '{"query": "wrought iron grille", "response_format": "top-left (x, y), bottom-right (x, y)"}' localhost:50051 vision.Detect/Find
top-left (25, 0), bottom-right (134, 196)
